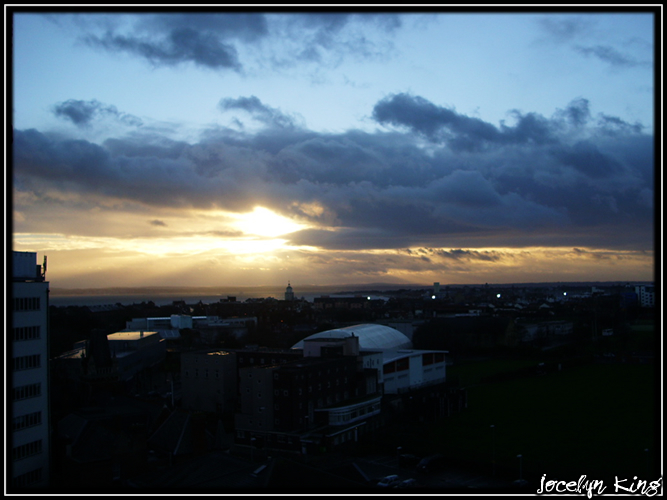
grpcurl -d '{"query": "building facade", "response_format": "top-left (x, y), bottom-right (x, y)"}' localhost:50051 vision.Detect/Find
top-left (235, 336), bottom-right (384, 455)
top-left (181, 350), bottom-right (238, 414)
top-left (11, 252), bottom-right (50, 488)
top-left (634, 285), bottom-right (655, 308)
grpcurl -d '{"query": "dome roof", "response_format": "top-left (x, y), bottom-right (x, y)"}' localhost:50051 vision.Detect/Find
top-left (292, 324), bottom-right (412, 351)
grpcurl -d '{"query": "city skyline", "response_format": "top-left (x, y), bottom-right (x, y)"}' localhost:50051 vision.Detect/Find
top-left (10, 10), bottom-right (657, 289)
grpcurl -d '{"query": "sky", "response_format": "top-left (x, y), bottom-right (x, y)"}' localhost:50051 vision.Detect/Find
top-left (9, 9), bottom-right (659, 290)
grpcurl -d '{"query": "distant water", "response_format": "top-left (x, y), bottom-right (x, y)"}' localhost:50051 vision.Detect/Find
top-left (49, 293), bottom-right (314, 307)
top-left (47, 290), bottom-right (392, 308)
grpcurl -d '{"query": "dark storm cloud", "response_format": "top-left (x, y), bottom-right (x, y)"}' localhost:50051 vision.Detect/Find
top-left (53, 99), bottom-right (143, 127)
top-left (103, 134), bottom-right (188, 159)
top-left (219, 96), bottom-right (296, 129)
top-left (372, 93), bottom-right (558, 150)
top-left (144, 13), bottom-right (269, 42)
top-left (78, 13), bottom-right (403, 72)
top-left (574, 44), bottom-right (650, 68)
top-left (85, 28), bottom-right (242, 70)
top-left (13, 93), bottom-right (654, 253)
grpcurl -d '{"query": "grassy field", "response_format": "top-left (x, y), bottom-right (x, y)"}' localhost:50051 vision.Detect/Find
top-left (380, 360), bottom-right (658, 484)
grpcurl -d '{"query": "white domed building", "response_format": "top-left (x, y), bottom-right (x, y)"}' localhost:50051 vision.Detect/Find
top-left (293, 324), bottom-right (447, 395)
top-left (291, 323), bottom-right (412, 350)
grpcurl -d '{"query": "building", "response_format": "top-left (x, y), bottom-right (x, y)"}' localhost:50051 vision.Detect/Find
top-left (235, 335), bottom-right (384, 455)
top-left (106, 331), bottom-right (166, 381)
top-left (181, 347), bottom-right (303, 415)
top-left (11, 251), bottom-right (50, 488)
top-left (295, 324), bottom-right (453, 420)
top-left (53, 330), bottom-right (166, 385)
top-left (291, 324), bottom-right (413, 350)
top-left (284, 282), bottom-right (294, 301)
top-left (181, 350), bottom-right (238, 414)
top-left (634, 285), bottom-right (655, 308)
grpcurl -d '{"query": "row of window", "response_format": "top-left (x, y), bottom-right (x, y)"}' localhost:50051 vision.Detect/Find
top-left (13, 411), bottom-right (42, 432)
top-left (185, 368), bottom-right (221, 378)
top-left (13, 355), bottom-right (41, 372)
top-left (13, 383), bottom-right (41, 401)
top-left (13, 326), bottom-right (41, 342)
top-left (12, 467), bottom-right (42, 488)
top-left (13, 297), bottom-right (41, 312)
top-left (12, 440), bottom-right (42, 462)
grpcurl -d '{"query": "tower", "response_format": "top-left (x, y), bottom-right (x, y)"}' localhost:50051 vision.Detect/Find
top-left (284, 282), bottom-right (294, 301)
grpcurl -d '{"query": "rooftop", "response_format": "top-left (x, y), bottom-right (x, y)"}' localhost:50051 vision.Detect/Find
top-left (292, 324), bottom-right (412, 351)
top-left (107, 330), bottom-right (159, 341)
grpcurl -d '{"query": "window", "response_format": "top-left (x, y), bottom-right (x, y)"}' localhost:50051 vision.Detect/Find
top-left (13, 412), bottom-right (42, 432)
top-left (13, 326), bottom-right (40, 341)
top-left (13, 297), bottom-right (41, 312)
top-left (13, 355), bottom-right (40, 372)
top-left (12, 468), bottom-right (42, 488)
top-left (13, 384), bottom-right (41, 401)
top-left (12, 440), bottom-right (42, 461)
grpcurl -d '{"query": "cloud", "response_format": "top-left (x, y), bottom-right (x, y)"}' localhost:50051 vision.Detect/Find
top-left (84, 28), bottom-right (242, 70)
top-left (537, 16), bottom-right (591, 42)
top-left (75, 13), bottom-right (404, 72)
top-left (574, 44), bottom-right (650, 68)
top-left (13, 93), bottom-right (654, 254)
top-left (219, 96), bottom-right (296, 129)
top-left (149, 219), bottom-right (167, 226)
top-left (53, 99), bottom-right (143, 127)
top-left (372, 93), bottom-right (561, 150)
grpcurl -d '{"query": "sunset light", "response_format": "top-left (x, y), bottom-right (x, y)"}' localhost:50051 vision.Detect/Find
top-left (232, 207), bottom-right (307, 238)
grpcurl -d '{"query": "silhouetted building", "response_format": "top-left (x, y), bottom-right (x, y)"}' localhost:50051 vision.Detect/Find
top-left (181, 350), bottom-right (238, 414)
top-left (235, 335), bottom-right (383, 455)
top-left (284, 282), bottom-right (295, 301)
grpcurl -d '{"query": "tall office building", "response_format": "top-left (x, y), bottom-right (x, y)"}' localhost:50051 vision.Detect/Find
top-left (11, 251), bottom-right (50, 488)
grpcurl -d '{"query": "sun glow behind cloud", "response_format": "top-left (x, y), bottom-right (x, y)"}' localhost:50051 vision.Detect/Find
top-left (230, 206), bottom-right (308, 238)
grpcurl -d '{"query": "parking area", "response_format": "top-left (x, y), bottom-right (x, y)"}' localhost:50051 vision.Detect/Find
top-left (354, 453), bottom-right (514, 490)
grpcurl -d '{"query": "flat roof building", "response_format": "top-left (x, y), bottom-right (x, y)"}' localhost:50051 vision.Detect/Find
top-left (11, 252), bottom-right (50, 489)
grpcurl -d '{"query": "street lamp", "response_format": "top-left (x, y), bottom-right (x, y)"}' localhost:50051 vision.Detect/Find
top-left (250, 437), bottom-right (256, 462)
top-left (517, 454), bottom-right (523, 481)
